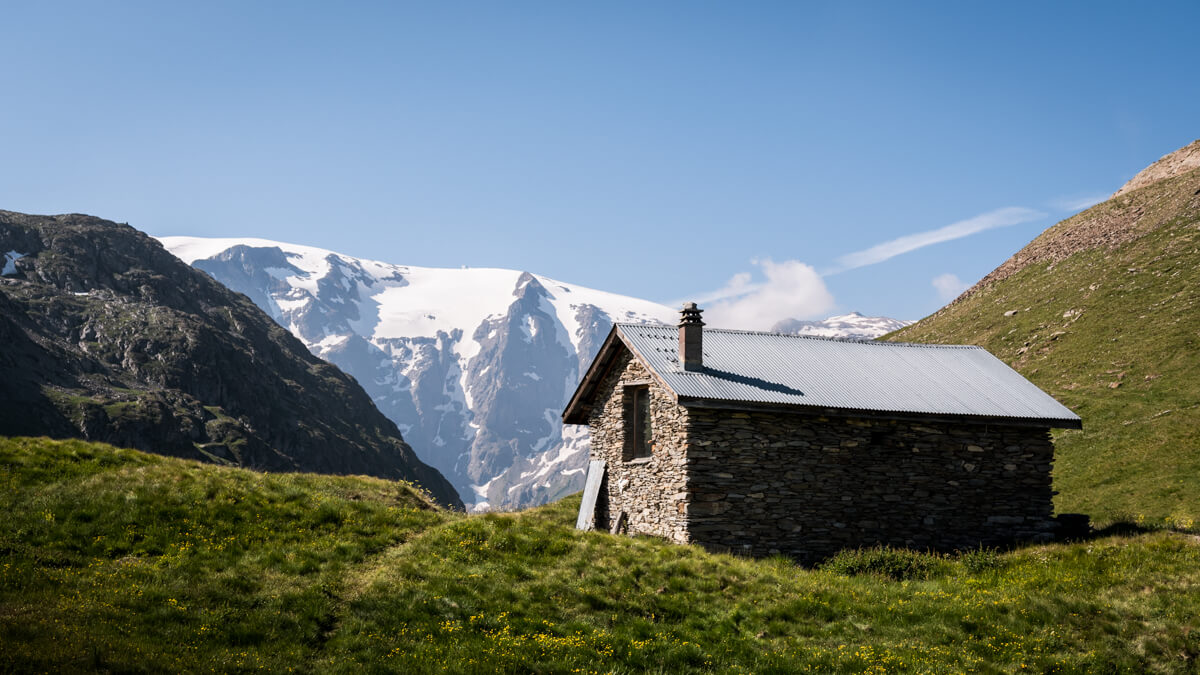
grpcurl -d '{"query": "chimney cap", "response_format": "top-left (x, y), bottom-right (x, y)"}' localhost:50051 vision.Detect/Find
top-left (679, 302), bottom-right (704, 326)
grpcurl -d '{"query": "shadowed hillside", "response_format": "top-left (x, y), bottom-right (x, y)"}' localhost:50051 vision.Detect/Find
top-left (0, 211), bottom-right (461, 508)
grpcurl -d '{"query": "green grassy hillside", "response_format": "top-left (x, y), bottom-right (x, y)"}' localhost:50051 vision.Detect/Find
top-left (889, 166), bottom-right (1200, 526)
top-left (3, 437), bottom-right (1199, 672)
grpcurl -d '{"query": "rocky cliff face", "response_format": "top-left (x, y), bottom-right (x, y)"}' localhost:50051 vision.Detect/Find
top-left (0, 211), bottom-right (462, 509)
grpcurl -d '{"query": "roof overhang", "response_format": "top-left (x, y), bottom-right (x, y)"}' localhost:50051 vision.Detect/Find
top-left (678, 395), bottom-right (1083, 430)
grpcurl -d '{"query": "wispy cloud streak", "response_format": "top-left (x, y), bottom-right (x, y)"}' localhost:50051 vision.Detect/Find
top-left (829, 206), bottom-right (1044, 274)
top-left (678, 206), bottom-right (1043, 330)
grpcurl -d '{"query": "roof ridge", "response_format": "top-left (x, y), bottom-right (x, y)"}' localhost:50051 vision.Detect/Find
top-left (613, 323), bottom-right (981, 349)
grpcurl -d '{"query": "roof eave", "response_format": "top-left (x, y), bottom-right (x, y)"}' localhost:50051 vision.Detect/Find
top-left (676, 396), bottom-right (1083, 430)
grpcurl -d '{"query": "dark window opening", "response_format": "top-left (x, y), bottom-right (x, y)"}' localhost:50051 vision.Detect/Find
top-left (623, 386), bottom-right (652, 460)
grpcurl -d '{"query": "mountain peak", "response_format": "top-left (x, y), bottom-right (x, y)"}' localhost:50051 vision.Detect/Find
top-left (1112, 139), bottom-right (1200, 198)
top-left (513, 271), bottom-right (544, 297)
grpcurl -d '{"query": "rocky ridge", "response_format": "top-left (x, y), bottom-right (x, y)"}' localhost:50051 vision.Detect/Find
top-left (1112, 139), bottom-right (1200, 197)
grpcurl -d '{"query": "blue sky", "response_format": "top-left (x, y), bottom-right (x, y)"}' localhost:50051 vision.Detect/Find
top-left (3, 1), bottom-right (1198, 325)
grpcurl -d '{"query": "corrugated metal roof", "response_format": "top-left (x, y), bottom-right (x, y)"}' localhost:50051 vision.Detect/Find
top-left (616, 324), bottom-right (1081, 427)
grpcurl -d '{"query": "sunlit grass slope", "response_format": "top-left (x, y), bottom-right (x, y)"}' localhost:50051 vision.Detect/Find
top-left (3, 437), bottom-right (1199, 673)
top-left (888, 169), bottom-right (1200, 525)
top-left (0, 437), bottom-right (447, 672)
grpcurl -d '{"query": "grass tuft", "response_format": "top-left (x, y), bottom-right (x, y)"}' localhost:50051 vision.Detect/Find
top-left (957, 546), bottom-right (1005, 575)
top-left (820, 546), bottom-right (950, 581)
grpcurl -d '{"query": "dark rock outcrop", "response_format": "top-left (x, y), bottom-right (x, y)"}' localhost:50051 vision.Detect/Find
top-left (0, 210), bottom-right (462, 509)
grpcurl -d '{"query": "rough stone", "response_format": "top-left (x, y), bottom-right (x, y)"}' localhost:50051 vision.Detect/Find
top-left (586, 350), bottom-right (1058, 564)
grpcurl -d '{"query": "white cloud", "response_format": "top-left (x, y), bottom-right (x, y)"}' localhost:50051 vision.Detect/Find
top-left (931, 273), bottom-right (970, 301)
top-left (829, 206), bottom-right (1044, 273)
top-left (1050, 193), bottom-right (1108, 212)
top-left (691, 271), bottom-right (756, 305)
top-left (697, 259), bottom-right (835, 330)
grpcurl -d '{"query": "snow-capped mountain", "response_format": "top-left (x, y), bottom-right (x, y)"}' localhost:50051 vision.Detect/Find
top-left (161, 236), bottom-right (909, 509)
top-left (770, 312), bottom-right (912, 339)
top-left (160, 236), bottom-right (675, 510)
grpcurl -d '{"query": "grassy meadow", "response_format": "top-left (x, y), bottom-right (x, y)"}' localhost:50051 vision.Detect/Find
top-left (3, 437), bottom-right (1199, 673)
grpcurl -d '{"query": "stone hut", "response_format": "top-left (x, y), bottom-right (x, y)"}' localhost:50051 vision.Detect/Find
top-left (562, 304), bottom-right (1081, 563)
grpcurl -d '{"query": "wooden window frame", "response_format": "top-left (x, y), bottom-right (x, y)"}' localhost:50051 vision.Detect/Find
top-left (622, 384), bottom-right (653, 461)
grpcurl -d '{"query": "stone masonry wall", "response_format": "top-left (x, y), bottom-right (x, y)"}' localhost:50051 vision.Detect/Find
top-left (685, 408), bottom-right (1056, 563)
top-left (587, 350), bottom-right (690, 543)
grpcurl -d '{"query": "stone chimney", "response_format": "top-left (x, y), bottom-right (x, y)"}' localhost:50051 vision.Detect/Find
top-left (678, 302), bottom-right (704, 371)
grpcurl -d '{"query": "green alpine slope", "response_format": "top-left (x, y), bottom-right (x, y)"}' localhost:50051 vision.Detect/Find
top-left (889, 141), bottom-right (1200, 525)
top-left (2, 437), bottom-right (1199, 672)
